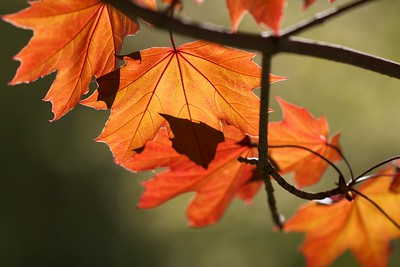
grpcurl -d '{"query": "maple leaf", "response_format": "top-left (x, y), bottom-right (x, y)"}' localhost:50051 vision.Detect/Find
top-left (82, 40), bottom-right (284, 165)
top-left (284, 167), bottom-right (400, 267)
top-left (126, 124), bottom-right (261, 227)
top-left (268, 97), bottom-right (342, 187)
top-left (226, 0), bottom-right (285, 34)
top-left (3, 0), bottom-right (139, 120)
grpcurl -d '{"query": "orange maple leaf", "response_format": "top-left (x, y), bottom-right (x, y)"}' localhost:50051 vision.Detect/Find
top-left (269, 97), bottom-right (342, 187)
top-left (226, 0), bottom-right (285, 34)
top-left (3, 0), bottom-right (138, 120)
top-left (284, 166), bottom-right (400, 267)
top-left (126, 124), bottom-right (261, 227)
top-left (82, 40), bottom-right (284, 165)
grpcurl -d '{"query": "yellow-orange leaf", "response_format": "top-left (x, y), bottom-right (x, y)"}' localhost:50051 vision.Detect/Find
top-left (269, 97), bottom-right (342, 187)
top-left (3, 0), bottom-right (138, 120)
top-left (285, 167), bottom-right (400, 267)
top-left (82, 41), bottom-right (284, 165)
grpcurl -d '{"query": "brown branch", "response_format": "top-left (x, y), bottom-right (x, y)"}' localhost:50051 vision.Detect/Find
top-left (266, 162), bottom-right (346, 200)
top-left (103, 0), bottom-right (400, 80)
top-left (103, 0), bottom-right (271, 51)
top-left (258, 53), bottom-right (283, 229)
top-left (278, 37), bottom-right (400, 80)
top-left (269, 144), bottom-right (345, 181)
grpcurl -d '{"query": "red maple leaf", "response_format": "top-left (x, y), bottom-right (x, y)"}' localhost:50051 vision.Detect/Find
top-left (126, 124), bottom-right (261, 226)
top-left (284, 166), bottom-right (400, 267)
top-left (82, 40), bottom-right (284, 166)
top-left (269, 97), bottom-right (342, 187)
top-left (3, 0), bottom-right (138, 120)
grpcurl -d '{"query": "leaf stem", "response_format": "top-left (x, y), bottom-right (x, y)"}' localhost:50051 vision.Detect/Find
top-left (168, 1), bottom-right (177, 50)
top-left (327, 143), bottom-right (354, 182)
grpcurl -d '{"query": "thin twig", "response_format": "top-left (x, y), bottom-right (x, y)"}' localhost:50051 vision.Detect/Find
top-left (266, 162), bottom-right (346, 200)
top-left (327, 143), bottom-right (354, 182)
top-left (264, 175), bottom-right (283, 229)
top-left (351, 173), bottom-right (399, 185)
top-left (269, 144), bottom-right (345, 181)
top-left (280, 0), bottom-right (376, 37)
top-left (351, 155), bottom-right (400, 185)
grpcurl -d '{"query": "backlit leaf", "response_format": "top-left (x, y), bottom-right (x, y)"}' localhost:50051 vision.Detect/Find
top-left (82, 40), bottom-right (284, 165)
top-left (127, 125), bottom-right (261, 226)
top-left (3, 0), bottom-right (139, 120)
top-left (269, 97), bottom-right (342, 187)
top-left (284, 166), bottom-right (400, 267)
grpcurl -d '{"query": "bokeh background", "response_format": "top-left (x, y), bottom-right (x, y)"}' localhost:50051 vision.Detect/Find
top-left (1, 0), bottom-right (400, 266)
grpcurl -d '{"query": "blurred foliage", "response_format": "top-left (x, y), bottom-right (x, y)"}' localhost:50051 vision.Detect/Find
top-left (1, 0), bottom-right (399, 266)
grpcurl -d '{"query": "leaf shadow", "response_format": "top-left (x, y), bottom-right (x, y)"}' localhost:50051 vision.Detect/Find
top-left (160, 113), bottom-right (224, 169)
top-left (96, 52), bottom-right (142, 109)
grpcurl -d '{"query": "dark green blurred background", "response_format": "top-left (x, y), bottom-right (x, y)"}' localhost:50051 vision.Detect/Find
top-left (1, 1), bottom-right (400, 266)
